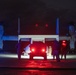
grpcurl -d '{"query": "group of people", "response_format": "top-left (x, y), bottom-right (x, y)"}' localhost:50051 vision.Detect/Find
top-left (49, 40), bottom-right (68, 62)
top-left (16, 39), bottom-right (68, 61)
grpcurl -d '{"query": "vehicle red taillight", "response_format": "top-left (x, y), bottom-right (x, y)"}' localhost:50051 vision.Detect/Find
top-left (62, 40), bottom-right (66, 43)
top-left (42, 48), bottom-right (45, 52)
top-left (31, 48), bottom-right (35, 52)
top-left (62, 43), bottom-right (66, 46)
top-left (62, 40), bottom-right (67, 47)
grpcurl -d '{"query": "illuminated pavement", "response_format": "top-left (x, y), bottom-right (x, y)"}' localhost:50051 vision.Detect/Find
top-left (0, 53), bottom-right (76, 75)
top-left (0, 53), bottom-right (76, 69)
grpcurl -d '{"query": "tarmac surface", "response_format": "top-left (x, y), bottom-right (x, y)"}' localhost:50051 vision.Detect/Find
top-left (0, 53), bottom-right (76, 69)
top-left (0, 53), bottom-right (76, 75)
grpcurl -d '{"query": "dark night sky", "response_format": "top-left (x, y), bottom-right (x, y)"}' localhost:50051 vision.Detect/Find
top-left (0, 0), bottom-right (76, 35)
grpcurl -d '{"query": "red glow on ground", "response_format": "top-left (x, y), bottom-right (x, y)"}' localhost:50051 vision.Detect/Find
top-left (45, 24), bottom-right (48, 27)
top-left (35, 24), bottom-right (38, 27)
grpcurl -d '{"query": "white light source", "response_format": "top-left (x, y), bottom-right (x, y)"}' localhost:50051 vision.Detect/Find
top-left (0, 53), bottom-right (76, 59)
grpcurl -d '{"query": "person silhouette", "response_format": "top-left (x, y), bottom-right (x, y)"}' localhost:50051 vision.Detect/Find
top-left (52, 40), bottom-right (60, 62)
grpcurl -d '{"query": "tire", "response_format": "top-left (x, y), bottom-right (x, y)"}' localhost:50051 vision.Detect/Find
top-left (30, 54), bottom-right (33, 60)
top-left (44, 54), bottom-right (47, 60)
